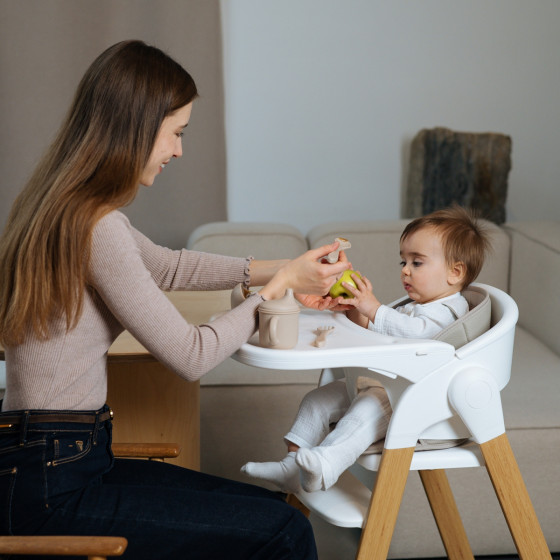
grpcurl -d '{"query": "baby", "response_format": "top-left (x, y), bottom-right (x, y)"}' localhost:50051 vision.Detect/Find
top-left (242, 205), bottom-right (490, 493)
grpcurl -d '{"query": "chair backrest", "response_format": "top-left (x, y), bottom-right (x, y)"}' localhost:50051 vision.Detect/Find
top-left (384, 284), bottom-right (518, 446)
top-left (329, 285), bottom-right (494, 393)
top-left (389, 285), bottom-right (492, 350)
top-left (434, 286), bottom-right (491, 349)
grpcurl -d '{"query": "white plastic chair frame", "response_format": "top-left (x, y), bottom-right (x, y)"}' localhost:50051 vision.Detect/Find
top-left (295, 284), bottom-right (550, 560)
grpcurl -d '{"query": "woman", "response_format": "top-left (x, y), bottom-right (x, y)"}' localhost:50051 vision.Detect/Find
top-left (0, 40), bottom-right (348, 559)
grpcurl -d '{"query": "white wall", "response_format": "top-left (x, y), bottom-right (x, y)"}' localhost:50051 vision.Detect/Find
top-left (221, 0), bottom-right (560, 234)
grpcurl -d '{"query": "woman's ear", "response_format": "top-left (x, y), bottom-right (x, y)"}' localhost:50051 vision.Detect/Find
top-left (448, 261), bottom-right (466, 286)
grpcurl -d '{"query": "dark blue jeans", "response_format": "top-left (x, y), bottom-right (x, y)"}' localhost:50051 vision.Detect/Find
top-left (0, 405), bottom-right (317, 560)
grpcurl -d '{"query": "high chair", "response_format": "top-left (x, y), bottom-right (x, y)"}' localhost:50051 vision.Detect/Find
top-left (292, 284), bottom-right (551, 559)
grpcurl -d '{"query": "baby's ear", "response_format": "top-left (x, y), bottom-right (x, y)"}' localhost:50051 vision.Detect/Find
top-left (448, 261), bottom-right (466, 286)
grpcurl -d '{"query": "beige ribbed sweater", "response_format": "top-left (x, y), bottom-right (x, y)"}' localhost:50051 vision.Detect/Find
top-left (2, 211), bottom-right (262, 411)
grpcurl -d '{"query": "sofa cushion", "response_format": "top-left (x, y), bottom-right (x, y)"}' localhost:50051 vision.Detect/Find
top-left (502, 326), bottom-right (560, 430)
top-left (187, 221), bottom-right (307, 260)
top-left (505, 221), bottom-right (560, 356)
top-left (200, 357), bottom-right (320, 386)
top-left (506, 221), bottom-right (560, 253)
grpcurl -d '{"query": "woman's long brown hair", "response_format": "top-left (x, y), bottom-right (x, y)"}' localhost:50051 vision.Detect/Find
top-left (0, 40), bottom-right (198, 346)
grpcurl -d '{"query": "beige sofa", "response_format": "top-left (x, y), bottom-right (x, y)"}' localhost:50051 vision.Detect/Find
top-left (188, 219), bottom-right (560, 559)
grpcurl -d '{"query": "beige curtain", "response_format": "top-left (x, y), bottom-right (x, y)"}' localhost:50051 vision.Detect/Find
top-left (0, 0), bottom-right (226, 248)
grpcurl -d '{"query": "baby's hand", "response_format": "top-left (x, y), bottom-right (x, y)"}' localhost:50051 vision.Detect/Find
top-left (340, 273), bottom-right (381, 321)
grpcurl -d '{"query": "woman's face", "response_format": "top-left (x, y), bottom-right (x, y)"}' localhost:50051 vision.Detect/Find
top-left (140, 103), bottom-right (193, 187)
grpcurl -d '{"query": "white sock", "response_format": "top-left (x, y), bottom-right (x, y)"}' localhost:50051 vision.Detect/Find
top-left (241, 451), bottom-right (301, 493)
top-left (295, 447), bottom-right (325, 493)
top-left (296, 385), bottom-right (391, 492)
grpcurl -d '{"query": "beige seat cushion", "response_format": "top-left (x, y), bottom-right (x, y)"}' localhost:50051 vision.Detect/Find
top-left (434, 285), bottom-right (491, 349)
top-left (390, 285), bottom-right (491, 350)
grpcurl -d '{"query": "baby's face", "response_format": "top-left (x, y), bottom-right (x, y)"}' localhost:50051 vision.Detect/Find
top-left (399, 227), bottom-right (462, 304)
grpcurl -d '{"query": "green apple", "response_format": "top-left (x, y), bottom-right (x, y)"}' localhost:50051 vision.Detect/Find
top-left (329, 270), bottom-right (362, 298)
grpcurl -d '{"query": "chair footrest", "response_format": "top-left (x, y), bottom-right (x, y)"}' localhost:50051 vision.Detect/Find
top-left (295, 470), bottom-right (371, 528)
top-left (358, 441), bottom-right (484, 471)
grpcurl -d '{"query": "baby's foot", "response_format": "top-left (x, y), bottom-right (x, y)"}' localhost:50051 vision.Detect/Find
top-left (241, 451), bottom-right (301, 493)
top-left (295, 448), bottom-right (324, 492)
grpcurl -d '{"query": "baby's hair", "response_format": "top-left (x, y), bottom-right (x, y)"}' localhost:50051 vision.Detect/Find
top-left (400, 205), bottom-right (491, 288)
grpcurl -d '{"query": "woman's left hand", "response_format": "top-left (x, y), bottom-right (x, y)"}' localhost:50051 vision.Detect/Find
top-left (295, 293), bottom-right (336, 311)
top-left (295, 293), bottom-right (354, 312)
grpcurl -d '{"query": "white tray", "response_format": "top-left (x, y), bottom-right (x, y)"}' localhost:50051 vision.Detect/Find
top-left (234, 309), bottom-right (454, 382)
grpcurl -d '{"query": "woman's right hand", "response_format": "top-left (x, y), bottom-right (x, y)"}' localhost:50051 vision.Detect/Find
top-left (259, 242), bottom-right (351, 301)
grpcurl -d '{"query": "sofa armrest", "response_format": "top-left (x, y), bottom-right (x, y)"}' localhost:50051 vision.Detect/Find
top-left (505, 221), bottom-right (560, 355)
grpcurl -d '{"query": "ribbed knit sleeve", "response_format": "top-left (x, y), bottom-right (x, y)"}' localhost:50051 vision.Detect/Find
top-left (129, 222), bottom-right (252, 291)
top-left (88, 211), bottom-right (262, 382)
top-left (3, 211), bottom-right (267, 411)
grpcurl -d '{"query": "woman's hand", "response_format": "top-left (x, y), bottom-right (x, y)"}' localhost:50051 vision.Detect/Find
top-left (295, 293), bottom-right (337, 311)
top-left (295, 247), bottom-right (354, 310)
top-left (294, 292), bottom-right (356, 312)
top-left (258, 242), bottom-right (351, 301)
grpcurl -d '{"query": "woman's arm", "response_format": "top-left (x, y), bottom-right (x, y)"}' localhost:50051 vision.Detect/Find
top-left (247, 259), bottom-right (291, 287)
top-left (129, 217), bottom-right (249, 291)
top-left (90, 215), bottom-right (350, 383)
top-left (90, 213), bottom-right (261, 382)
top-left (131, 212), bottom-right (350, 302)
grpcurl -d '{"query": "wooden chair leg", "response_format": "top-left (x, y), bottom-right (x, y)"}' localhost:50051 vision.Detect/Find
top-left (419, 469), bottom-right (474, 560)
top-left (356, 446), bottom-right (415, 560)
top-left (286, 493), bottom-right (310, 517)
top-left (480, 433), bottom-right (551, 560)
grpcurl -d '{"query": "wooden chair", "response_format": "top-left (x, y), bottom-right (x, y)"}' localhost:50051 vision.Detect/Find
top-left (0, 442), bottom-right (180, 559)
top-left (294, 285), bottom-right (551, 559)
